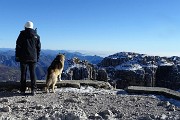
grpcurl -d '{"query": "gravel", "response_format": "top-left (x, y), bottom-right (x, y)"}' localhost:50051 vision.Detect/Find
top-left (0, 86), bottom-right (180, 120)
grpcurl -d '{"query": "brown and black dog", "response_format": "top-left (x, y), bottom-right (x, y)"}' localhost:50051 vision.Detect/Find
top-left (45, 54), bottom-right (65, 93)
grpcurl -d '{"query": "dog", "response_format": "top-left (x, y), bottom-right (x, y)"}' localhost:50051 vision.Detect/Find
top-left (45, 53), bottom-right (65, 93)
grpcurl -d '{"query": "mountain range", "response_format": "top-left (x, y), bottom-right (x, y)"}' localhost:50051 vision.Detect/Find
top-left (0, 48), bottom-right (103, 81)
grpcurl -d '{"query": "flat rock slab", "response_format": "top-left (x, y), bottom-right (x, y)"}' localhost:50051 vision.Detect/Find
top-left (0, 80), bottom-right (113, 91)
top-left (125, 86), bottom-right (180, 100)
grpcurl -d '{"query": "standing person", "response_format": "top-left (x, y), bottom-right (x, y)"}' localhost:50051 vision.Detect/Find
top-left (15, 21), bottom-right (41, 95)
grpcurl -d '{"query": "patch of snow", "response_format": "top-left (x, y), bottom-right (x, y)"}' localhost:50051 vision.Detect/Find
top-left (111, 57), bottom-right (118, 60)
top-left (56, 86), bottom-right (118, 95)
top-left (115, 63), bottom-right (142, 71)
top-left (142, 64), bottom-right (158, 68)
top-left (157, 58), bottom-right (174, 66)
top-left (159, 62), bottom-right (174, 66)
top-left (66, 64), bottom-right (86, 73)
top-left (173, 57), bottom-right (177, 61)
top-left (141, 54), bottom-right (148, 58)
top-left (108, 52), bottom-right (132, 59)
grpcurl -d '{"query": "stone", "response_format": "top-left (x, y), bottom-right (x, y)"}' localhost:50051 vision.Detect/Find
top-left (138, 115), bottom-right (153, 120)
top-left (65, 113), bottom-right (81, 120)
top-left (98, 109), bottom-right (114, 119)
top-left (130, 97), bottom-right (137, 102)
top-left (158, 101), bottom-right (171, 107)
top-left (2, 106), bottom-right (11, 112)
top-left (18, 99), bottom-right (29, 103)
top-left (64, 98), bottom-right (78, 103)
top-left (167, 105), bottom-right (176, 111)
top-left (88, 113), bottom-right (103, 120)
top-left (35, 104), bottom-right (45, 110)
top-left (160, 114), bottom-right (167, 120)
top-left (50, 111), bottom-right (62, 119)
top-left (1, 98), bottom-right (9, 103)
top-left (39, 114), bottom-right (49, 120)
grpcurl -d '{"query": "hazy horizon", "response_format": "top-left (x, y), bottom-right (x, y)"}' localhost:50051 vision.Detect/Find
top-left (0, 47), bottom-right (179, 58)
top-left (0, 0), bottom-right (180, 57)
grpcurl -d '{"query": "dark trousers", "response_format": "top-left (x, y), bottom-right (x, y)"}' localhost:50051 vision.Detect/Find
top-left (20, 62), bottom-right (37, 92)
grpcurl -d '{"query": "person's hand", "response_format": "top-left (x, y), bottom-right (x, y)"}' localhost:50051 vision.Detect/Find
top-left (15, 57), bottom-right (20, 62)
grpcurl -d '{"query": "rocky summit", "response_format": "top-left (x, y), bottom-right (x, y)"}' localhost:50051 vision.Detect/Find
top-left (98, 52), bottom-right (180, 90)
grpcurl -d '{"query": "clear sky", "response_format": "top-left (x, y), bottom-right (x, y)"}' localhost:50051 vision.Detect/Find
top-left (0, 0), bottom-right (180, 57)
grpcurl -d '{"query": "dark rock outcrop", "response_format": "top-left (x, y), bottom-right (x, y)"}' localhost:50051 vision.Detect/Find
top-left (64, 58), bottom-right (97, 80)
top-left (114, 69), bottom-right (145, 88)
top-left (156, 65), bottom-right (180, 90)
top-left (97, 68), bottom-right (108, 82)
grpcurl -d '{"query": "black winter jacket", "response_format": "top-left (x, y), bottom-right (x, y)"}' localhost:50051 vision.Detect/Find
top-left (15, 28), bottom-right (41, 62)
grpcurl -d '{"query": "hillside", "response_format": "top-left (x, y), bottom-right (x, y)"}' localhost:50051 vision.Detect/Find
top-left (0, 64), bottom-right (20, 81)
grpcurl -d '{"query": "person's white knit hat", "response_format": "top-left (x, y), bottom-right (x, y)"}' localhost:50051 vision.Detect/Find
top-left (24, 21), bottom-right (33, 29)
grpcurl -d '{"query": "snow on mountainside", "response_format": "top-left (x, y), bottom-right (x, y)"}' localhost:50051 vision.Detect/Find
top-left (100, 52), bottom-right (178, 69)
top-left (115, 63), bottom-right (143, 71)
top-left (106, 52), bottom-right (175, 68)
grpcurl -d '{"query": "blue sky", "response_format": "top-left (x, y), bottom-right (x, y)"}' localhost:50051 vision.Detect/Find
top-left (0, 0), bottom-right (180, 57)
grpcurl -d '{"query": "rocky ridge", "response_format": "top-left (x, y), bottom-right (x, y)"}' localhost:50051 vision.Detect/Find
top-left (98, 52), bottom-right (180, 90)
